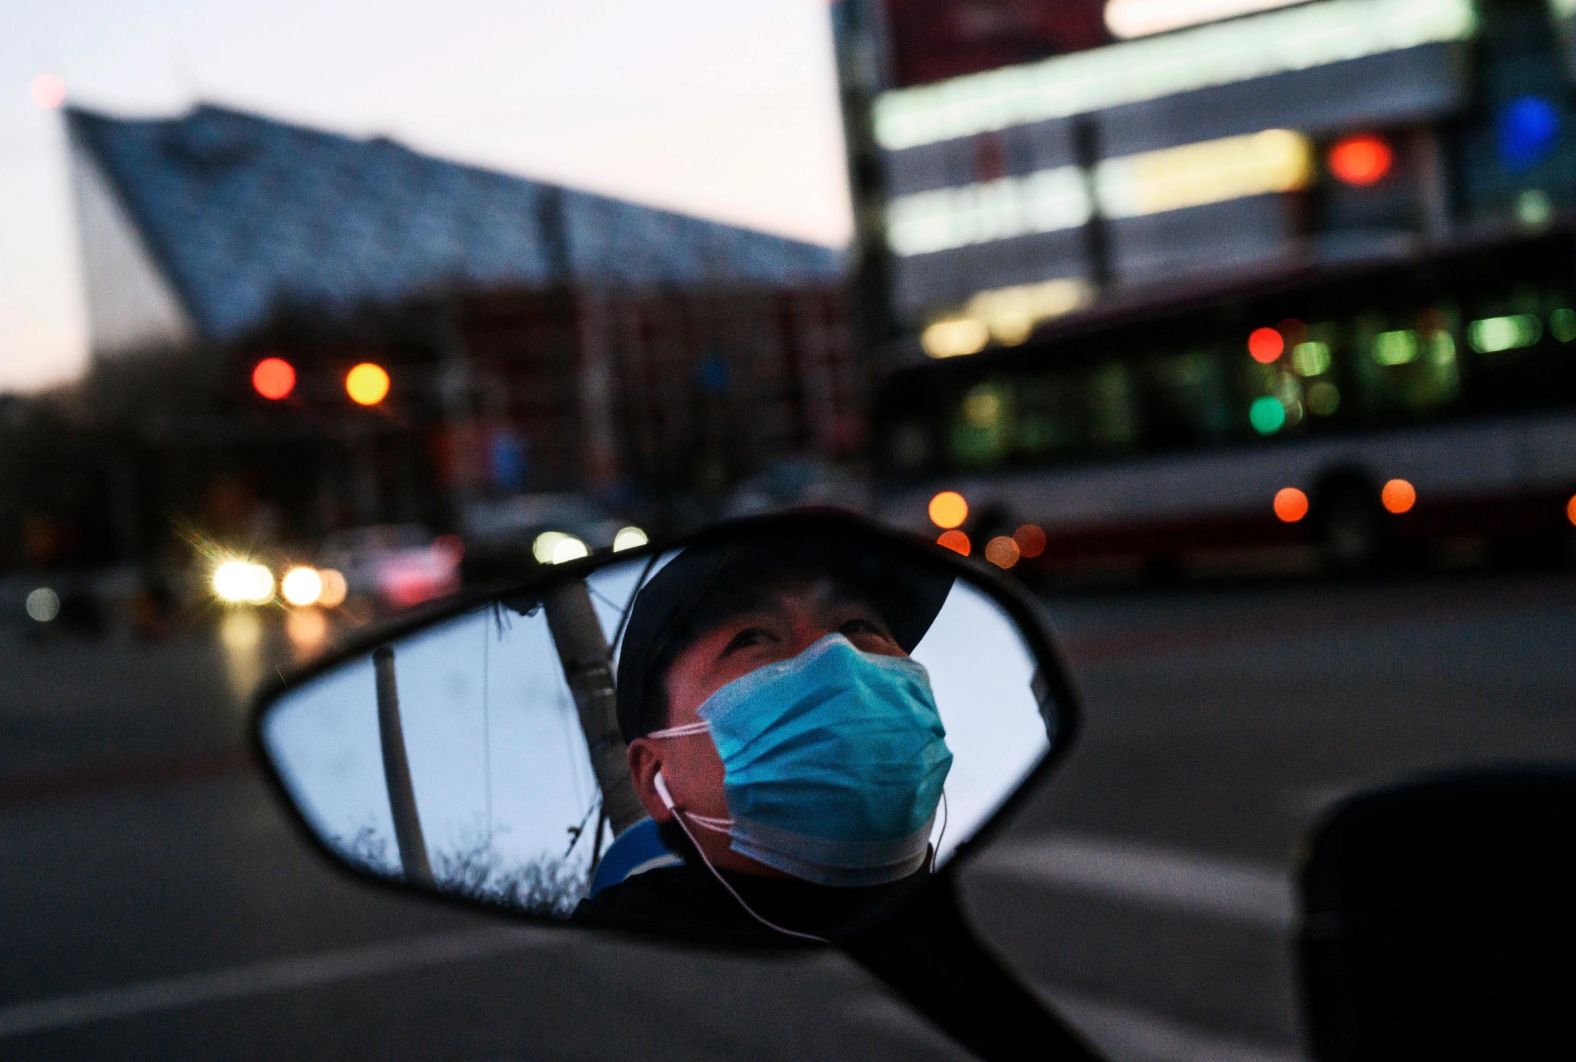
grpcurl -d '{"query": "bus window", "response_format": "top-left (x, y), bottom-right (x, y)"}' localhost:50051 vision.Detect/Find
top-left (1085, 363), bottom-right (1139, 455)
top-left (1350, 308), bottom-right (1462, 419)
top-left (1017, 374), bottom-right (1084, 461)
top-left (1238, 356), bottom-right (1308, 439)
top-left (1290, 322), bottom-right (1343, 421)
top-left (1140, 349), bottom-right (1232, 449)
top-left (885, 417), bottom-right (938, 477)
top-left (1465, 290), bottom-right (1576, 411)
top-left (950, 380), bottom-right (1013, 468)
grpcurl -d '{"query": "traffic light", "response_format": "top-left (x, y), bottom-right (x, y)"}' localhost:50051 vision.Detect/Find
top-left (249, 356), bottom-right (395, 406)
top-left (345, 362), bottom-right (391, 406)
top-left (251, 356), bottom-right (297, 400)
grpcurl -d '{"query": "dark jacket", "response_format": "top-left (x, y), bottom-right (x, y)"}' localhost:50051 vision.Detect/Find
top-left (572, 858), bottom-right (916, 947)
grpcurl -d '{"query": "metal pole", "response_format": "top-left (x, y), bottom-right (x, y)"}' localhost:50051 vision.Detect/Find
top-left (542, 581), bottom-right (645, 836)
top-left (832, 0), bottom-right (900, 361)
top-left (1412, 126), bottom-right (1453, 243)
top-left (374, 645), bottom-right (435, 888)
top-left (574, 287), bottom-right (620, 490)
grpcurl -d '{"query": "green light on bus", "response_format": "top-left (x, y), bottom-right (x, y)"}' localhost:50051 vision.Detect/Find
top-left (1250, 395), bottom-right (1287, 435)
top-left (1291, 341), bottom-right (1332, 376)
top-left (1307, 381), bottom-right (1341, 415)
top-left (1468, 314), bottom-right (1541, 353)
top-left (964, 388), bottom-right (1004, 427)
top-left (1373, 329), bottom-right (1420, 366)
top-left (1551, 308), bottom-right (1576, 343)
top-left (1516, 189), bottom-right (1553, 229)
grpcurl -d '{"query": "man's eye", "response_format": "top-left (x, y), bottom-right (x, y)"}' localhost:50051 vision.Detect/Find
top-left (841, 618), bottom-right (900, 650)
top-left (723, 628), bottom-right (770, 655)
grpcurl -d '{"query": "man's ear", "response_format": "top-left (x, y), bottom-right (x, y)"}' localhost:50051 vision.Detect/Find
top-left (627, 739), bottom-right (672, 822)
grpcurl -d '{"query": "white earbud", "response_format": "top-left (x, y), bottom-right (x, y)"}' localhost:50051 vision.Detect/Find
top-left (648, 770), bottom-right (825, 944)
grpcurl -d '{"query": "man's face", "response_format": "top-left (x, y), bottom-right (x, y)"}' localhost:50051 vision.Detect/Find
top-left (627, 577), bottom-right (907, 876)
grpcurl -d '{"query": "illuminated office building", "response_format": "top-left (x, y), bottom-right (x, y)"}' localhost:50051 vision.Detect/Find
top-left (850, 0), bottom-right (1576, 357)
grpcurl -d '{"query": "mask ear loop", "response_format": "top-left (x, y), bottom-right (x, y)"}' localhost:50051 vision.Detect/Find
top-left (653, 772), bottom-right (828, 945)
top-left (928, 790), bottom-right (949, 872)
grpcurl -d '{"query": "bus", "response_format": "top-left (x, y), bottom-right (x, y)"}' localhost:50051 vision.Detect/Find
top-left (870, 226), bottom-right (1576, 574)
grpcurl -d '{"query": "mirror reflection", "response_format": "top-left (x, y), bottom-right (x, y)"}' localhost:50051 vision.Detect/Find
top-left (262, 531), bottom-right (1059, 943)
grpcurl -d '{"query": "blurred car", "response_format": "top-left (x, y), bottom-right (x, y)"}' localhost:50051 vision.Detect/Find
top-left (317, 524), bottom-right (463, 612)
top-left (458, 492), bottom-right (647, 586)
top-left (721, 458), bottom-right (872, 520)
top-left (1, 568), bottom-right (117, 639)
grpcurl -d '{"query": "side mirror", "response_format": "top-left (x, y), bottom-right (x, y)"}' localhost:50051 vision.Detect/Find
top-left (253, 512), bottom-right (1079, 947)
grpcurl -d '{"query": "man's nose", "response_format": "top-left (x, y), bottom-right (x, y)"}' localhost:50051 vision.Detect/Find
top-left (783, 624), bottom-right (835, 659)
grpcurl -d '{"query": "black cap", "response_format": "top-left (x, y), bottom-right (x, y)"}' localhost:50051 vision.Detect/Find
top-left (614, 529), bottom-right (954, 743)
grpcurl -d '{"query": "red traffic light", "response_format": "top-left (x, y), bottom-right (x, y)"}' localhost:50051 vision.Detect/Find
top-left (1248, 326), bottom-right (1285, 364)
top-left (1328, 134), bottom-right (1393, 187)
top-left (251, 357), bottom-right (296, 400)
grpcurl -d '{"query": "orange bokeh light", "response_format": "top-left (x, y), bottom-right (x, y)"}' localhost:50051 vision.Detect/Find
top-left (251, 356), bottom-right (296, 400)
top-left (936, 530), bottom-right (971, 556)
top-left (928, 491), bottom-right (969, 530)
top-left (1381, 478), bottom-right (1417, 514)
top-left (1248, 327), bottom-right (1285, 364)
top-left (1273, 487), bottom-right (1309, 523)
top-left (1013, 523), bottom-right (1047, 558)
top-left (1329, 134), bottom-right (1393, 187)
top-left (345, 362), bottom-right (391, 406)
top-left (1566, 494), bottom-right (1575, 527)
top-left (984, 536), bottom-right (1021, 569)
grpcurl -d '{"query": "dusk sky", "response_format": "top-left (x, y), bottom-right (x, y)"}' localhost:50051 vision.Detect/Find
top-left (1, 1), bottom-right (851, 393)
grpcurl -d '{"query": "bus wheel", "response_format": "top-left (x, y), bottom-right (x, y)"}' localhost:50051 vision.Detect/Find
top-left (1315, 483), bottom-right (1388, 573)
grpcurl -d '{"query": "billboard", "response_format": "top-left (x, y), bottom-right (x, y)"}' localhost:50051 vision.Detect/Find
top-left (878, 2), bottom-right (1339, 89)
top-left (880, 0), bottom-right (1109, 89)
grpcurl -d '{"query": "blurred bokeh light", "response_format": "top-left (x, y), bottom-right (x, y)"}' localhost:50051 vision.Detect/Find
top-left (280, 566), bottom-right (324, 607)
top-left (1328, 134), bottom-right (1394, 186)
top-left (1381, 479), bottom-right (1418, 515)
top-left (928, 491), bottom-right (969, 530)
top-left (344, 363), bottom-right (390, 406)
top-left (30, 73), bottom-right (65, 110)
top-left (251, 357), bottom-right (297, 400)
top-left (1274, 487), bottom-right (1310, 523)
top-left (936, 529), bottom-right (971, 556)
top-left (984, 535), bottom-right (1021, 569)
top-left (1013, 524), bottom-right (1047, 559)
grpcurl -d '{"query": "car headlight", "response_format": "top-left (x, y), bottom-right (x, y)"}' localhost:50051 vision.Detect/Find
top-left (613, 526), bottom-right (648, 552)
top-left (213, 559), bottom-right (275, 604)
top-left (532, 531), bottom-right (589, 565)
top-left (280, 566), bottom-right (324, 607)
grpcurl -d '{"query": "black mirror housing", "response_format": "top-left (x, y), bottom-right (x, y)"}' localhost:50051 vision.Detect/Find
top-left (252, 510), bottom-right (1082, 950)
top-left (1299, 765), bottom-right (1576, 1060)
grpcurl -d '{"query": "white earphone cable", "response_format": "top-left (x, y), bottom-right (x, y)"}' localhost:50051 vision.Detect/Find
top-left (653, 772), bottom-right (828, 945)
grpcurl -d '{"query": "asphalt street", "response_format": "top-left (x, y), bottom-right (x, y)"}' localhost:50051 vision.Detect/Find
top-left (3, 570), bottom-right (1574, 1060)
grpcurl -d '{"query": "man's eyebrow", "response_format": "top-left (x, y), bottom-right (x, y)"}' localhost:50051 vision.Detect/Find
top-left (705, 601), bottom-right (782, 632)
top-left (701, 579), bottom-right (879, 627)
top-left (820, 583), bottom-right (881, 608)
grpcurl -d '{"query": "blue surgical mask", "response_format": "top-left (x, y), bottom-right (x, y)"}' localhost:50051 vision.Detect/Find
top-left (651, 633), bottom-right (952, 887)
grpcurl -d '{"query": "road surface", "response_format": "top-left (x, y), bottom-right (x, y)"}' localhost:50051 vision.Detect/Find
top-left (3, 570), bottom-right (1573, 1059)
